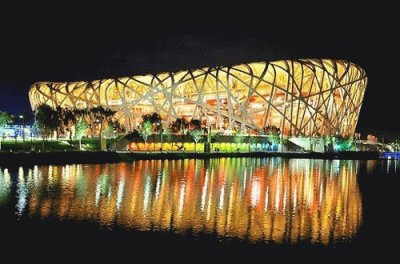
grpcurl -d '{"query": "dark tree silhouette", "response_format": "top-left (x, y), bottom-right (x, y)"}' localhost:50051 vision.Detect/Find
top-left (35, 104), bottom-right (59, 150)
top-left (170, 118), bottom-right (189, 134)
top-left (190, 119), bottom-right (202, 130)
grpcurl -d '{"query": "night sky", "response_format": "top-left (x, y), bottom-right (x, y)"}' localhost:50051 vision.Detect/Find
top-left (1, 5), bottom-right (398, 135)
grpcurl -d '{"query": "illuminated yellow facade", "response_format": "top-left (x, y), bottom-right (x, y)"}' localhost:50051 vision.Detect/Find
top-left (1, 158), bottom-right (362, 245)
top-left (29, 59), bottom-right (367, 136)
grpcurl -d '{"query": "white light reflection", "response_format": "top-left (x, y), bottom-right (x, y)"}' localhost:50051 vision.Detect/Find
top-left (206, 169), bottom-right (213, 220)
top-left (178, 179), bottom-right (186, 214)
top-left (283, 186), bottom-right (287, 212)
top-left (218, 182), bottom-right (225, 210)
top-left (95, 177), bottom-right (101, 206)
top-left (116, 178), bottom-right (125, 211)
top-left (242, 169), bottom-right (247, 195)
top-left (319, 181), bottom-right (324, 204)
top-left (250, 177), bottom-right (260, 208)
top-left (275, 173), bottom-right (280, 211)
top-left (154, 171), bottom-right (162, 202)
top-left (387, 159), bottom-right (391, 174)
top-left (33, 165), bottom-right (41, 187)
top-left (62, 165), bottom-right (71, 188)
top-left (305, 173), bottom-right (313, 207)
top-left (264, 187), bottom-right (269, 211)
top-left (143, 175), bottom-right (151, 213)
top-left (48, 165), bottom-right (54, 189)
top-left (16, 167), bottom-right (28, 216)
top-left (107, 187), bottom-right (112, 200)
top-left (0, 168), bottom-right (12, 204)
top-left (200, 169), bottom-right (209, 212)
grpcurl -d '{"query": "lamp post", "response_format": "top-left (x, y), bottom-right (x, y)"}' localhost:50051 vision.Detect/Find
top-left (19, 115), bottom-right (25, 151)
top-left (158, 122), bottom-right (163, 152)
top-left (248, 129), bottom-right (251, 152)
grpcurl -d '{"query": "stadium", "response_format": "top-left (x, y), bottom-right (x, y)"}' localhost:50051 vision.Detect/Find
top-left (29, 59), bottom-right (367, 137)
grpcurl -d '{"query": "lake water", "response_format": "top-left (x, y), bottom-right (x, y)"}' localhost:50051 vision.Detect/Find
top-left (0, 158), bottom-right (398, 261)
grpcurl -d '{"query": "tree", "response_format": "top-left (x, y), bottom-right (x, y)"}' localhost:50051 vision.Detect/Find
top-left (141, 112), bottom-right (163, 150)
top-left (0, 111), bottom-right (13, 127)
top-left (190, 119), bottom-right (201, 130)
top-left (62, 108), bottom-right (76, 140)
top-left (31, 118), bottom-right (40, 138)
top-left (110, 120), bottom-right (125, 135)
top-left (89, 106), bottom-right (116, 150)
top-left (170, 118), bottom-right (189, 134)
top-left (189, 129), bottom-right (203, 151)
top-left (139, 121), bottom-right (152, 144)
top-left (36, 104), bottom-right (59, 150)
top-left (264, 125), bottom-right (280, 145)
top-left (391, 140), bottom-right (400, 151)
top-left (323, 135), bottom-right (333, 152)
top-left (163, 128), bottom-right (172, 143)
top-left (73, 108), bottom-right (89, 119)
top-left (125, 129), bottom-right (141, 142)
top-left (0, 111), bottom-right (13, 151)
top-left (248, 135), bottom-right (259, 152)
top-left (268, 133), bottom-right (280, 145)
top-left (55, 106), bottom-right (64, 140)
top-left (234, 129), bottom-right (246, 144)
top-left (89, 106), bottom-right (116, 135)
top-left (210, 131), bottom-right (223, 143)
top-left (74, 118), bottom-right (88, 150)
top-left (264, 125), bottom-right (280, 136)
top-left (53, 106), bottom-right (76, 140)
top-left (142, 112), bottom-right (162, 130)
top-left (335, 136), bottom-right (354, 151)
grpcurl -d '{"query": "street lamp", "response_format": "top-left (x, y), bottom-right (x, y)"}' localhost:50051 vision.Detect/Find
top-left (19, 115), bottom-right (25, 151)
top-left (157, 121), bottom-right (163, 152)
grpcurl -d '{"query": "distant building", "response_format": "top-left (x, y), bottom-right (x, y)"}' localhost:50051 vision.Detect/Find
top-left (0, 125), bottom-right (32, 139)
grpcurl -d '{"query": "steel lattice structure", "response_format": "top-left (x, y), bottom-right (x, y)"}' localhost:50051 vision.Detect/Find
top-left (29, 59), bottom-right (367, 136)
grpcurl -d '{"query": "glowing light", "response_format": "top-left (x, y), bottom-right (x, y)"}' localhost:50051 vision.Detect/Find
top-left (16, 168), bottom-right (27, 216)
top-left (178, 179), bottom-right (186, 214)
top-left (275, 174), bottom-right (281, 211)
top-left (218, 183), bottom-right (225, 210)
top-left (283, 186), bottom-right (288, 212)
top-left (116, 178), bottom-right (125, 211)
top-left (154, 170), bottom-right (162, 202)
top-left (250, 177), bottom-right (261, 207)
top-left (200, 169), bottom-right (209, 212)
top-left (0, 168), bottom-right (12, 205)
top-left (95, 177), bottom-right (101, 206)
top-left (143, 175), bottom-right (151, 213)
top-left (264, 187), bottom-right (269, 212)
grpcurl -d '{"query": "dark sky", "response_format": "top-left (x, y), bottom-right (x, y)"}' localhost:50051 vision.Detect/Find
top-left (0, 5), bottom-right (398, 133)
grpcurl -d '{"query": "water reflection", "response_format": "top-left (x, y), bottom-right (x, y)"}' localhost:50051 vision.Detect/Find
top-left (0, 168), bottom-right (11, 206)
top-left (0, 158), bottom-right (362, 244)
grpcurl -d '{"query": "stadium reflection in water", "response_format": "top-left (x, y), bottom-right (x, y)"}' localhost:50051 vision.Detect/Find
top-left (0, 158), bottom-right (362, 245)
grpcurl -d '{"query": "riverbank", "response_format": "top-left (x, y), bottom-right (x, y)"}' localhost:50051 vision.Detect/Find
top-left (0, 150), bottom-right (381, 167)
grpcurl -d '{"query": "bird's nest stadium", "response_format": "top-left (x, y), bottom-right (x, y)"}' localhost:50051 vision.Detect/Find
top-left (29, 59), bottom-right (367, 137)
